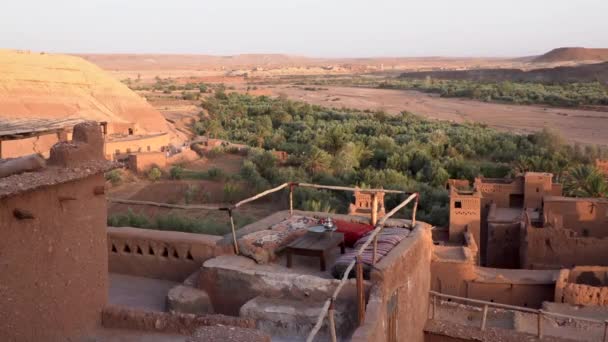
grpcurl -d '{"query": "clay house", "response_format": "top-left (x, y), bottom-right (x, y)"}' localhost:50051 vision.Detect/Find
top-left (0, 117), bottom-right (83, 159)
top-left (271, 150), bottom-right (289, 164)
top-left (0, 122), bottom-right (115, 341)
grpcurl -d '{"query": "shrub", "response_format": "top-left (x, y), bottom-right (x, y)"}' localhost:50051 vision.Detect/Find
top-left (223, 182), bottom-right (243, 203)
top-left (148, 167), bottom-right (162, 181)
top-left (105, 169), bottom-right (122, 186)
top-left (170, 165), bottom-right (184, 179)
top-left (184, 185), bottom-right (199, 204)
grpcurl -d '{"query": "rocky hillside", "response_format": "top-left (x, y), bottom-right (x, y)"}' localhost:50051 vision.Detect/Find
top-left (0, 49), bottom-right (169, 134)
top-left (534, 47), bottom-right (608, 63)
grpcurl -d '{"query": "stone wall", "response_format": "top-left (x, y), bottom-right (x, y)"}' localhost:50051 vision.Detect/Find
top-left (0, 174), bottom-right (108, 341)
top-left (351, 223), bottom-right (433, 342)
top-left (108, 227), bottom-right (231, 281)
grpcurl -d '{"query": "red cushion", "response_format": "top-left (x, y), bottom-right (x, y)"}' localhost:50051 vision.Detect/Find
top-left (335, 220), bottom-right (374, 247)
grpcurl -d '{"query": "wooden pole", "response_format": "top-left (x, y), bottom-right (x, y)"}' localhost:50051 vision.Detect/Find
top-left (603, 320), bottom-right (608, 342)
top-left (537, 310), bottom-right (543, 339)
top-left (481, 304), bottom-right (488, 331)
top-left (411, 193), bottom-right (419, 228)
top-left (228, 209), bottom-right (239, 255)
top-left (289, 183), bottom-right (294, 216)
top-left (371, 193), bottom-right (378, 226)
top-left (328, 298), bottom-right (337, 342)
top-left (234, 182), bottom-right (289, 208)
top-left (432, 294), bottom-right (437, 320)
top-left (356, 255), bottom-right (365, 326)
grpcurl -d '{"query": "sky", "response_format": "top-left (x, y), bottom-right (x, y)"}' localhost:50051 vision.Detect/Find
top-left (1, 0), bottom-right (607, 58)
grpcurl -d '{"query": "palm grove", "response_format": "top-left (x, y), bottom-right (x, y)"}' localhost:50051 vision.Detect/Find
top-left (194, 90), bottom-right (608, 227)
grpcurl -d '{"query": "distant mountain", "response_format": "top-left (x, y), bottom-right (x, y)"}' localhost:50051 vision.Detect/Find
top-left (534, 47), bottom-right (608, 63)
top-left (399, 62), bottom-right (608, 84)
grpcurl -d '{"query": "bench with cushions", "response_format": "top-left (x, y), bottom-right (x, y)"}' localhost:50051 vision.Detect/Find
top-left (331, 227), bottom-right (410, 279)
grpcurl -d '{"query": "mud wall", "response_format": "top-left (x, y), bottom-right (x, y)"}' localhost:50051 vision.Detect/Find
top-left (104, 133), bottom-right (169, 159)
top-left (0, 132), bottom-right (61, 158)
top-left (543, 200), bottom-right (608, 238)
top-left (474, 178), bottom-right (523, 208)
top-left (351, 224), bottom-right (433, 342)
top-left (555, 267), bottom-right (608, 306)
top-left (127, 151), bottom-right (167, 172)
top-left (107, 227), bottom-right (230, 282)
top-left (521, 225), bottom-right (608, 269)
top-left (0, 174), bottom-right (108, 341)
top-left (561, 283), bottom-right (608, 306)
top-left (431, 261), bottom-right (554, 308)
top-left (486, 221), bottom-right (521, 268)
top-left (449, 194), bottom-right (481, 246)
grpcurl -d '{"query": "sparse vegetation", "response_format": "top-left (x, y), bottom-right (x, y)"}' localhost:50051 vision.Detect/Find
top-left (107, 209), bottom-right (254, 235)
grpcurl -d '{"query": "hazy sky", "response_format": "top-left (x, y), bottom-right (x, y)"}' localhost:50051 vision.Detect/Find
top-left (1, 0), bottom-right (607, 57)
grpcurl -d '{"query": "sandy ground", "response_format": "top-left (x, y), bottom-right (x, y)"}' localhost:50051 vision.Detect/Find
top-left (269, 85), bottom-right (608, 146)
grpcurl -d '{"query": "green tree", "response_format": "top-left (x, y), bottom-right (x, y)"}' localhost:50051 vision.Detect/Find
top-left (305, 147), bottom-right (332, 175)
top-left (563, 165), bottom-right (608, 197)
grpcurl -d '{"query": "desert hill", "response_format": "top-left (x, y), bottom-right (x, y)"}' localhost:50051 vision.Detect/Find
top-left (534, 47), bottom-right (608, 63)
top-left (0, 49), bottom-right (169, 134)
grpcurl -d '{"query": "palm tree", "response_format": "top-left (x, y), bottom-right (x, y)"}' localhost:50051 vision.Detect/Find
top-left (563, 165), bottom-right (608, 198)
top-left (305, 147), bottom-right (332, 175)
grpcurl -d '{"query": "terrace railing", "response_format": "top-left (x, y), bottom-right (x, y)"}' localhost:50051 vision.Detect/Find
top-left (305, 191), bottom-right (419, 342)
top-left (108, 181), bottom-right (420, 342)
top-left (429, 291), bottom-right (608, 341)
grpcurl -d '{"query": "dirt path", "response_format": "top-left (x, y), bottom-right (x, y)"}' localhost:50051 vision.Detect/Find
top-left (269, 85), bottom-right (608, 146)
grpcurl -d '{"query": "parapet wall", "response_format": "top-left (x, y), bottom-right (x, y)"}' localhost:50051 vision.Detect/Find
top-left (108, 227), bottom-right (232, 281)
top-left (543, 198), bottom-right (608, 238)
top-left (521, 225), bottom-right (608, 269)
top-left (351, 223), bottom-right (433, 342)
top-left (555, 266), bottom-right (608, 306)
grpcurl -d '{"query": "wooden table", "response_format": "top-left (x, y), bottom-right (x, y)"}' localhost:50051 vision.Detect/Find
top-left (285, 231), bottom-right (345, 271)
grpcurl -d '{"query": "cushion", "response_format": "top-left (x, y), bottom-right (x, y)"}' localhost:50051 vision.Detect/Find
top-left (331, 227), bottom-right (409, 279)
top-left (334, 219), bottom-right (374, 248)
top-left (238, 215), bottom-right (319, 264)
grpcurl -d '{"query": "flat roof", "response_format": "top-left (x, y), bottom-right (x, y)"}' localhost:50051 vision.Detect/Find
top-left (544, 196), bottom-right (608, 204)
top-left (0, 117), bottom-right (85, 140)
top-left (488, 207), bottom-right (523, 223)
top-left (0, 159), bottom-right (116, 199)
top-left (473, 267), bottom-right (558, 285)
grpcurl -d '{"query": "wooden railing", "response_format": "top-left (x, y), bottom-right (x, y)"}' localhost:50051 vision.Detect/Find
top-left (429, 291), bottom-right (608, 341)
